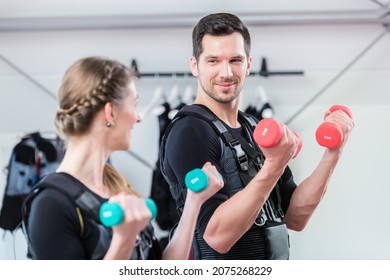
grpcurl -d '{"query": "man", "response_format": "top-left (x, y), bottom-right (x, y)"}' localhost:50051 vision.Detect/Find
top-left (160, 13), bottom-right (354, 259)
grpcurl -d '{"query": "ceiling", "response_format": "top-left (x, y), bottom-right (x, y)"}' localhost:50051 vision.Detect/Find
top-left (0, 0), bottom-right (389, 31)
top-left (0, 0), bottom-right (389, 133)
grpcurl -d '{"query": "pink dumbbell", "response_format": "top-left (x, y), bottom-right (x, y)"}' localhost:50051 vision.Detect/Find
top-left (315, 105), bottom-right (353, 149)
top-left (253, 118), bottom-right (302, 158)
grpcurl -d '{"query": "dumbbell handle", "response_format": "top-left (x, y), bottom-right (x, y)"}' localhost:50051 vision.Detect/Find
top-left (185, 168), bottom-right (222, 192)
top-left (100, 198), bottom-right (157, 227)
top-left (329, 105), bottom-right (353, 119)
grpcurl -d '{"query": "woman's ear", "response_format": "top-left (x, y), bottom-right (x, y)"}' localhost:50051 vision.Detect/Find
top-left (104, 102), bottom-right (115, 126)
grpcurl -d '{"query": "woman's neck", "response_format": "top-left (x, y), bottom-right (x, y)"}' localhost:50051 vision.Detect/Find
top-left (57, 137), bottom-right (110, 198)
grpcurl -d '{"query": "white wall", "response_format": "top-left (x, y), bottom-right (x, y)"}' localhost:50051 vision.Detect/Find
top-left (1, 10), bottom-right (389, 259)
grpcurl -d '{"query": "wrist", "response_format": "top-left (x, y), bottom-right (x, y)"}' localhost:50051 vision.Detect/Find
top-left (184, 191), bottom-right (203, 212)
top-left (323, 147), bottom-right (342, 164)
top-left (260, 160), bottom-right (286, 179)
top-left (105, 232), bottom-right (137, 260)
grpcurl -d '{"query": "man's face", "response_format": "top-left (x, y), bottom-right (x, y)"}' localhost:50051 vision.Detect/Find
top-left (190, 32), bottom-right (251, 104)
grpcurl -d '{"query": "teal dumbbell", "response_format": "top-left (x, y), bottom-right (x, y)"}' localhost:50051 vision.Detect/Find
top-left (100, 198), bottom-right (157, 227)
top-left (185, 168), bottom-right (222, 192)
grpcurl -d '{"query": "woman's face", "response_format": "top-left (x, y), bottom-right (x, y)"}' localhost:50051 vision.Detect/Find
top-left (112, 82), bottom-right (141, 151)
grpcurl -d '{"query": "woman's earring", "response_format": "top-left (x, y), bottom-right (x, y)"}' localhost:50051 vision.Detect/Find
top-left (106, 122), bottom-right (112, 128)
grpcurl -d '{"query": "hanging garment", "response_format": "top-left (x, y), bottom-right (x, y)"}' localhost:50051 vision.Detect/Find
top-left (0, 132), bottom-right (65, 232)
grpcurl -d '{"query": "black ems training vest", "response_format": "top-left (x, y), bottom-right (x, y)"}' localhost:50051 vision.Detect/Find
top-left (22, 173), bottom-right (161, 260)
top-left (160, 104), bottom-right (288, 260)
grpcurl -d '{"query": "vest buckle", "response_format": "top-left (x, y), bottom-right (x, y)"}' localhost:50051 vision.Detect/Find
top-left (229, 139), bottom-right (249, 171)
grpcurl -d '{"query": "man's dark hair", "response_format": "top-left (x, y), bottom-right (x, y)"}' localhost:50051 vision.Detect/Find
top-left (192, 13), bottom-right (251, 60)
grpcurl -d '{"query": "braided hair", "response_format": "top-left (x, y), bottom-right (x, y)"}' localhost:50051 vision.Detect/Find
top-left (55, 56), bottom-right (139, 196)
top-left (55, 56), bottom-right (133, 136)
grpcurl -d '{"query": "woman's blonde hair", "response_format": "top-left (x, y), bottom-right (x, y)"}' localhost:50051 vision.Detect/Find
top-left (103, 163), bottom-right (139, 196)
top-left (55, 56), bottom-right (139, 196)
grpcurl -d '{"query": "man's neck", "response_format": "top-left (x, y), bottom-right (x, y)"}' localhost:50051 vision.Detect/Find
top-left (194, 98), bottom-right (240, 128)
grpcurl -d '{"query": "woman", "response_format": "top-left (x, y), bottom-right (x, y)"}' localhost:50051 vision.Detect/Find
top-left (24, 56), bottom-right (223, 260)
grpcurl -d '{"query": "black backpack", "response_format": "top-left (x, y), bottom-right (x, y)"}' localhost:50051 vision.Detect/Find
top-left (0, 132), bottom-right (65, 232)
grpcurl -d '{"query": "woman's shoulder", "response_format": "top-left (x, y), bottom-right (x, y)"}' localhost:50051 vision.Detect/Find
top-left (28, 173), bottom-right (84, 216)
top-left (30, 185), bottom-right (76, 214)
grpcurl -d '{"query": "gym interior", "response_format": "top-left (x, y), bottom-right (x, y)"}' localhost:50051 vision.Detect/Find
top-left (1, 0), bottom-right (390, 260)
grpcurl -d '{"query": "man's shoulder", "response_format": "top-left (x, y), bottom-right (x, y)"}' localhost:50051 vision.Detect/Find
top-left (168, 114), bottom-right (216, 138)
top-left (170, 105), bottom-right (217, 129)
top-left (163, 105), bottom-right (220, 144)
top-left (238, 110), bottom-right (260, 125)
top-left (175, 104), bottom-right (216, 120)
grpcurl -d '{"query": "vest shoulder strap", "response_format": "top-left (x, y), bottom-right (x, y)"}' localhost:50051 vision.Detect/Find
top-left (48, 173), bottom-right (101, 222)
top-left (174, 104), bottom-right (259, 137)
top-left (21, 172), bottom-right (104, 259)
top-left (160, 104), bottom-right (261, 203)
top-left (22, 173), bottom-right (103, 239)
top-left (160, 104), bottom-right (227, 178)
top-left (160, 104), bottom-right (284, 219)
top-left (172, 104), bottom-right (262, 170)
top-left (170, 104), bottom-right (228, 136)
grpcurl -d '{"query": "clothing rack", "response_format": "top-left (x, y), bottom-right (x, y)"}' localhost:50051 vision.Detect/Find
top-left (130, 57), bottom-right (304, 78)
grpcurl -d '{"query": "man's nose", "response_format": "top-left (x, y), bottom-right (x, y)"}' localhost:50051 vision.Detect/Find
top-left (219, 62), bottom-right (233, 79)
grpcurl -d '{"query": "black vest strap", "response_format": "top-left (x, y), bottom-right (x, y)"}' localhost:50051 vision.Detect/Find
top-left (176, 105), bottom-right (263, 183)
top-left (22, 172), bottom-right (103, 235)
top-left (160, 104), bottom-right (284, 219)
top-left (21, 172), bottom-right (104, 259)
top-left (21, 173), bottom-right (160, 260)
top-left (40, 173), bottom-right (102, 223)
